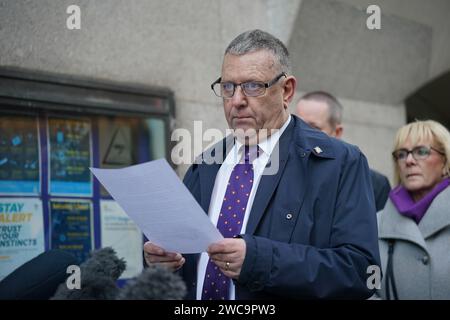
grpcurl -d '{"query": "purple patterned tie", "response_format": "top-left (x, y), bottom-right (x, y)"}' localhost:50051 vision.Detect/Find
top-left (201, 145), bottom-right (257, 300)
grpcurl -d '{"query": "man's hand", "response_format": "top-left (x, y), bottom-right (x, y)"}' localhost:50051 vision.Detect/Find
top-left (143, 241), bottom-right (185, 272)
top-left (208, 238), bottom-right (246, 279)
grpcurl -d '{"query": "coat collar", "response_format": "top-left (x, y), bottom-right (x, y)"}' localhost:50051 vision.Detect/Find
top-left (292, 115), bottom-right (336, 159)
top-left (378, 186), bottom-right (450, 250)
top-left (245, 116), bottom-right (338, 234)
top-left (378, 200), bottom-right (428, 251)
top-left (418, 186), bottom-right (450, 238)
top-left (196, 115), bottom-right (337, 228)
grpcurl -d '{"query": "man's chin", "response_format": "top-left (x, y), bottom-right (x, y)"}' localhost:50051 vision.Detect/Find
top-left (233, 127), bottom-right (255, 136)
top-left (231, 127), bottom-right (273, 145)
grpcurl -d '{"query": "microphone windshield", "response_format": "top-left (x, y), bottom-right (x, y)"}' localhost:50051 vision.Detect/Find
top-left (118, 265), bottom-right (186, 300)
top-left (51, 247), bottom-right (126, 300)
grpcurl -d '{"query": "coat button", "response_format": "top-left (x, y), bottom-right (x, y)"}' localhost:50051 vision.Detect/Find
top-left (286, 213), bottom-right (293, 220)
top-left (421, 255), bottom-right (429, 265)
top-left (300, 152), bottom-right (306, 157)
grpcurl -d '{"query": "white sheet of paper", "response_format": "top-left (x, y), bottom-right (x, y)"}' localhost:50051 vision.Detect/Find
top-left (90, 159), bottom-right (223, 253)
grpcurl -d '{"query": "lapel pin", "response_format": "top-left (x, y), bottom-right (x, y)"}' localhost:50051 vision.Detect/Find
top-left (313, 146), bottom-right (323, 154)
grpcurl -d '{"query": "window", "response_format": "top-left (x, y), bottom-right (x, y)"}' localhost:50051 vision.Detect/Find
top-left (0, 68), bottom-right (174, 281)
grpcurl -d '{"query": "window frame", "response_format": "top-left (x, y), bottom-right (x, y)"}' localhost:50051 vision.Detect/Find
top-left (0, 67), bottom-right (175, 276)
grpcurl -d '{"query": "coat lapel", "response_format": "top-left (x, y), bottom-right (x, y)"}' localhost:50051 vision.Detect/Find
top-left (196, 115), bottom-right (336, 235)
top-left (378, 200), bottom-right (428, 252)
top-left (245, 119), bottom-right (294, 235)
top-left (379, 186), bottom-right (450, 250)
top-left (418, 187), bottom-right (450, 239)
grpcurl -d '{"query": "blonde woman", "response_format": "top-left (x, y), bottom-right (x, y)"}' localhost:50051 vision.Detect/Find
top-left (378, 120), bottom-right (450, 299)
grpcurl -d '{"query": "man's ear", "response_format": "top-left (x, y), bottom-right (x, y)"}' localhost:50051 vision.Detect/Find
top-left (283, 76), bottom-right (297, 109)
top-left (334, 124), bottom-right (344, 139)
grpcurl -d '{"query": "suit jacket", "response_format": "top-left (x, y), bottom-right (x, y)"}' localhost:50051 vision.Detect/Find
top-left (377, 186), bottom-right (450, 299)
top-left (370, 169), bottom-right (391, 212)
top-left (180, 115), bottom-right (380, 299)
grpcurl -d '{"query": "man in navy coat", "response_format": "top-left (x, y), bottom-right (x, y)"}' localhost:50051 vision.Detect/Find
top-left (144, 29), bottom-right (380, 299)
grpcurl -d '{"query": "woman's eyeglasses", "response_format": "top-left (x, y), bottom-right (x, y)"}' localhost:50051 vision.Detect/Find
top-left (392, 146), bottom-right (445, 162)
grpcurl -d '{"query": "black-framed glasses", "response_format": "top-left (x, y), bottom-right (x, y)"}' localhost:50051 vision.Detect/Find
top-left (392, 145), bottom-right (445, 162)
top-left (211, 72), bottom-right (287, 98)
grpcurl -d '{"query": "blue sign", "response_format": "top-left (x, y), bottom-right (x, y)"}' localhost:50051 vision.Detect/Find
top-left (0, 116), bottom-right (40, 195)
top-left (50, 200), bottom-right (93, 264)
top-left (48, 118), bottom-right (92, 196)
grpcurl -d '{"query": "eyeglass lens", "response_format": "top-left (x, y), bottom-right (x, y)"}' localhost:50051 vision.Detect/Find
top-left (394, 146), bottom-right (431, 160)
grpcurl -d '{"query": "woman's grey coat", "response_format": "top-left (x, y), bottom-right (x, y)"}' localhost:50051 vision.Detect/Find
top-left (377, 186), bottom-right (450, 299)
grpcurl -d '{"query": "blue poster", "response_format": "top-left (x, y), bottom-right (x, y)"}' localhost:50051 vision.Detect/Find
top-left (0, 116), bottom-right (40, 195)
top-left (48, 118), bottom-right (92, 196)
top-left (50, 200), bottom-right (93, 264)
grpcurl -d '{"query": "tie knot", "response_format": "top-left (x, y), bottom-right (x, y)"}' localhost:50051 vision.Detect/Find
top-left (243, 145), bottom-right (260, 164)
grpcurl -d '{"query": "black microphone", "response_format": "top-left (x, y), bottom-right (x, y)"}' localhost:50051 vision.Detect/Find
top-left (0, 249), bottom-right (77, 300)
top-left (117, 264), bottom-right (187, 300)
top-left (51, 247), bottom-right (126, 300)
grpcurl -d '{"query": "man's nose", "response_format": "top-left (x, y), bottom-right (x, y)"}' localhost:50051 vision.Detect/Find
top-left (230, 85), bottom-right (247, 106)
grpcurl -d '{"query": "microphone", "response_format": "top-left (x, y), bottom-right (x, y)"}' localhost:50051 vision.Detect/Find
top-left (51, 247), bottom-right (126, 300)
top-left (0, 249), bottom-right (77, 300)
top-left (6, 246), bottom-right (187, 300)
top-left (117, 264), bottom-right (187, 300)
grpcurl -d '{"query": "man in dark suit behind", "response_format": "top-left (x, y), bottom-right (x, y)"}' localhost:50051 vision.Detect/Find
top-left (296, 91), bottom-right (391, 212)
top-left (144, 29), bottom-right (380, 299)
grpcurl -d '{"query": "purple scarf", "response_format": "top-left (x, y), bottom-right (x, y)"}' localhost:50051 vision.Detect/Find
top-left (389, 177), bottom-right (450, 224)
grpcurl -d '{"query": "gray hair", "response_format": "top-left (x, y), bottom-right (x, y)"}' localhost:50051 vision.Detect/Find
top-left (299, 91), bottom-right (343, 128)
top-left (225, 29), bottom-right (291, 74)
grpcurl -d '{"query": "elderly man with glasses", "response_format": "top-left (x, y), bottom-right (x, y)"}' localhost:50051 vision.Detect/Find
top-left (144, 29), bottom-right (380, 300)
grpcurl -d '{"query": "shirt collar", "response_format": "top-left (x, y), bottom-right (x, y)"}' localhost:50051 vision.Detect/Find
top-left (234, 114), bottom-right (291, 158)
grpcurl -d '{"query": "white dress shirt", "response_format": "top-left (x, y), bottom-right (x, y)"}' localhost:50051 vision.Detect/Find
top-left (196, 115), bottom-right (291, 300)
